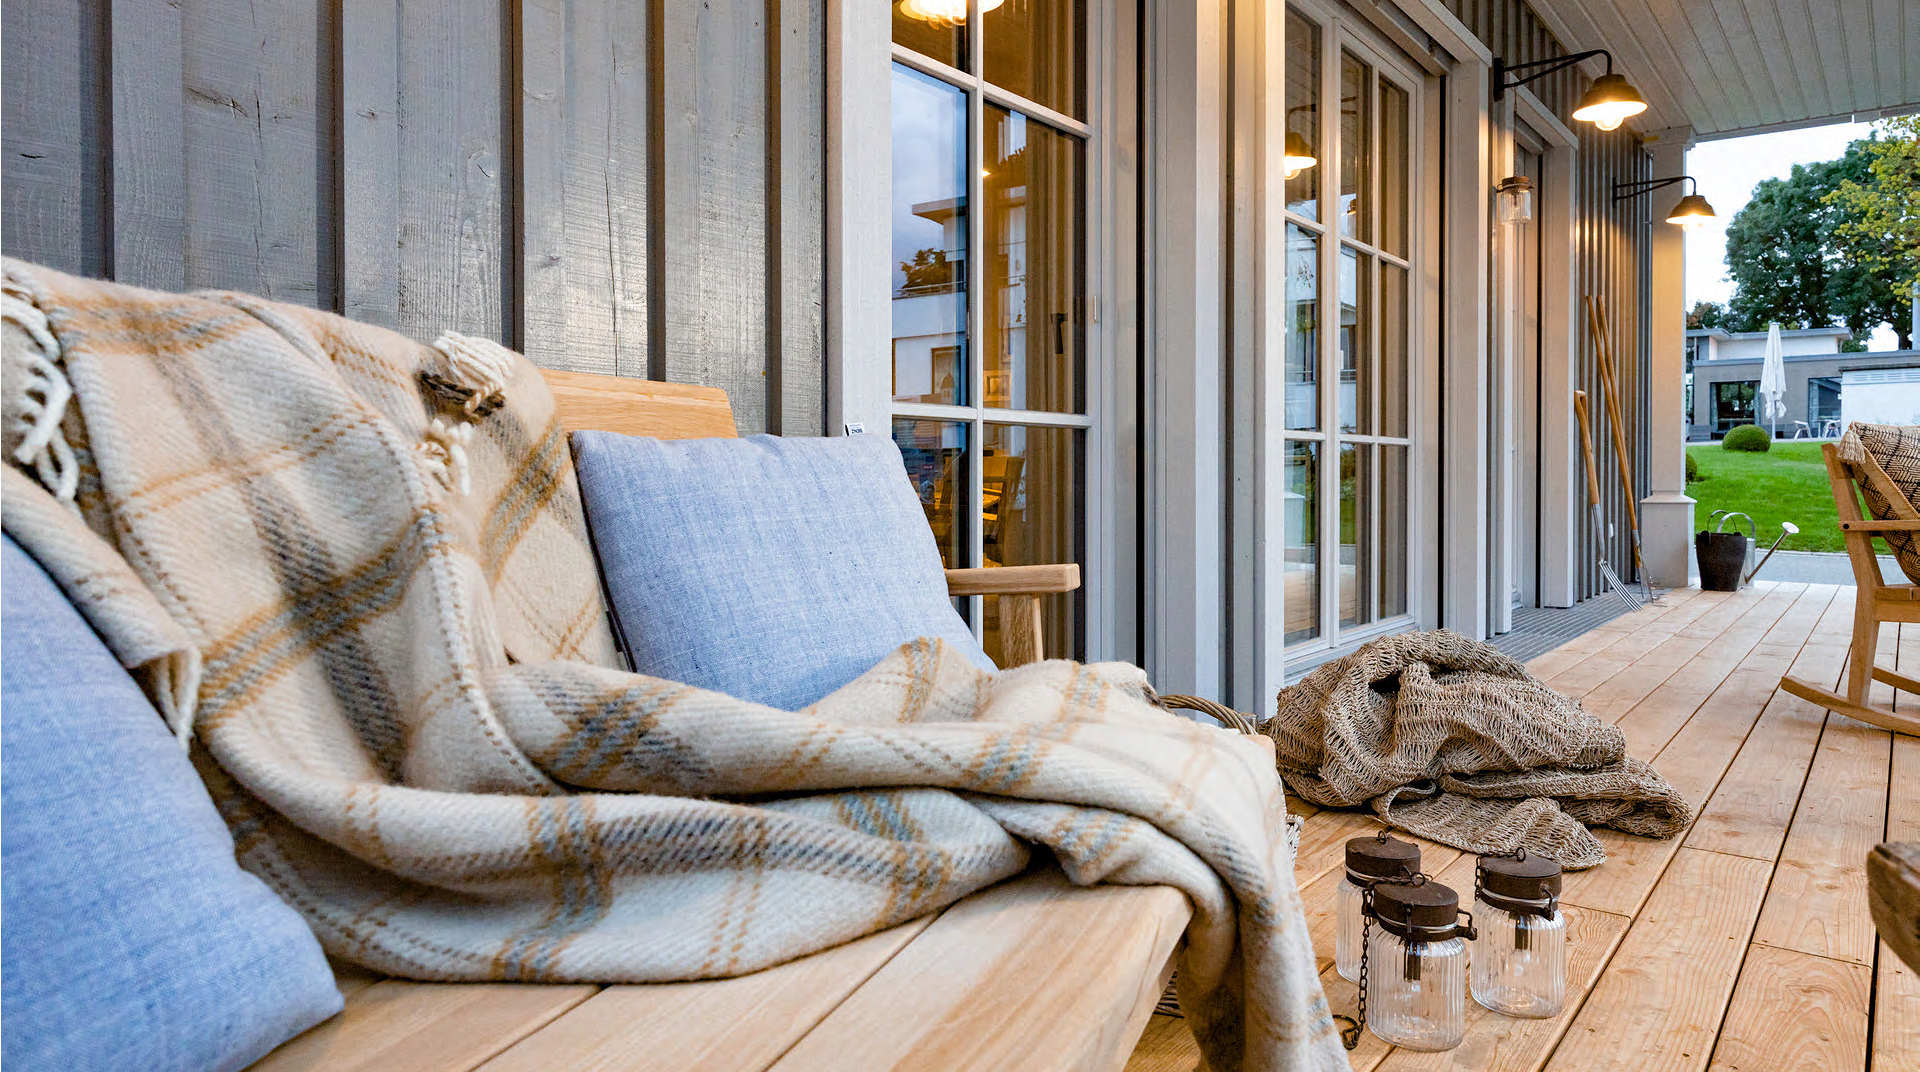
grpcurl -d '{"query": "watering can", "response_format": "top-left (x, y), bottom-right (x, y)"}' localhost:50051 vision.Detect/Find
top-left (1696, 512), bottom-right (1753, 592)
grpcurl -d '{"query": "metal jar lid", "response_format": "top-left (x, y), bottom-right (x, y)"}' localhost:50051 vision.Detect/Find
top-left (1477, 848), bottom-right (1562, 915)
top-left (1371, 878), bottom-right (1468, 941)
top-left (1345, 831), bottom-right (1421, 883)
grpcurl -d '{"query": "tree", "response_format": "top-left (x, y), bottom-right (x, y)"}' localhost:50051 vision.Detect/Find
top-left (1827, 115), bottom-right (1919, 350)
top-left (1686, 300), bottom-right (1728, 329)
top-left (1723, 162), bottom-right (1838, 332)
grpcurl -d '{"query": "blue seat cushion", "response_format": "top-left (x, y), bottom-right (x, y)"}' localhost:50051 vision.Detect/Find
top-left (2, 534), bottom-right (341, 1072)
top-left (572, 431), bottom-right (994, 709)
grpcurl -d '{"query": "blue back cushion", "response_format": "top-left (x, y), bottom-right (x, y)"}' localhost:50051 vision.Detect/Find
top-left (2, 535), bottom-right (341, 1072)
top-left (572, 431), bottom-right (994, 709)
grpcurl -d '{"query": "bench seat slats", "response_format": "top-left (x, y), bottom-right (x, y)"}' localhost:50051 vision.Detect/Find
top-left (248, 980), bottom-right (598, 1072)
top-left (770, 870), bottom-right (1189, 1072)
top-left (473, 914), bottom-right (935, 1072)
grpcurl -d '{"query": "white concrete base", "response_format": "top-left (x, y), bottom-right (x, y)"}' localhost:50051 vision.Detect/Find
top-left (1641, 490), bottom-right (1697, 589)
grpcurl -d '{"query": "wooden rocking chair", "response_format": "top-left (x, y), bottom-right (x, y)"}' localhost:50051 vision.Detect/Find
top-left (1776, 442), bottom-right (1920, 736)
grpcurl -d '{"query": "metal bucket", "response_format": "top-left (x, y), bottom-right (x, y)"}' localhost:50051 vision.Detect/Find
top-left (1696, 531), bottom-right (1748, 592)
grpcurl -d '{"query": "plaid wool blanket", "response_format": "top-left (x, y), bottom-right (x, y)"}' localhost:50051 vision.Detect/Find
top-left (0, 260), bottom-right (1343, 1071)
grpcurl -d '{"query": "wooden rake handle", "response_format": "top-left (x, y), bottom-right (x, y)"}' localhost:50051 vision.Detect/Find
top-left (1587, 297), bottom-right (1646, 574)
top-left (1574, 390), bottom-right (1604, 510)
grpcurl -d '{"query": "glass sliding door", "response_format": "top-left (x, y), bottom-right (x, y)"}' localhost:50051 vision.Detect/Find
top-left (1283, 1), bottom-right (1420, 655)
top-left (889, 0), bottom-right (1090, 664)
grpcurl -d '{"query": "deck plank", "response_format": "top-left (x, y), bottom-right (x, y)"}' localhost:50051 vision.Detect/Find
top-left (1706, 944), bottom-right (1871, 1072)
top-left (1574, 586), bottom-right (1795, 726)
top-left (1541, 848), bottom-right (1773, 1072)
top-left (1874, 730), bottom-right (1920, 1070)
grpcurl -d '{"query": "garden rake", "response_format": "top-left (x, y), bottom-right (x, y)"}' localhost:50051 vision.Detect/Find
top-left (1575, 390), bottom-right (1644, 611)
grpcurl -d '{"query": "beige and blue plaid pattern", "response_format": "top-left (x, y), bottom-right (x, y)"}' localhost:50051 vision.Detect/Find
top-left (0, 260), bottom-right (1343, 1072)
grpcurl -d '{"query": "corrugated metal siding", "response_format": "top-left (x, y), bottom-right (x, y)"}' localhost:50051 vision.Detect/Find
top-left (0, 0), bottom-right (827, 435)
top-left (1446, 0), bottom-right (1654, 599)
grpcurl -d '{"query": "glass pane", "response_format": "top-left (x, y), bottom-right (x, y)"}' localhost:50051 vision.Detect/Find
top-left (1381, 261), bottom-right (1408, 437)
top-left (1339, 51), bottom-right (1370, 240)
top-left (892, 418), bottom-right (970, 569)
top-left (1339, 444), bottom-right (1374, 628)
top-left (984, 106), bottom-right (1084, 413)
top-left (1381, 445), bottom-right (1409, 618)
top-left (1338, 247), bottom-right (1370, 434)
top-left (981, 424), bottom-right (1083, 663)
top-left (892, 65), bottom-right (969, 405)
top-left (1380, 80), bottom-right (1409, 258)
top-left (1284, 7), bottom-right (1320, 221)
top-left (1284, 440), bottom-right (1320, 643)
top-left (893, 0), bottom-right (966, 71)
top-left (1286, 224), bottom-right (1319, 431)
top-left (984, 0), bottom-right (1084, 119)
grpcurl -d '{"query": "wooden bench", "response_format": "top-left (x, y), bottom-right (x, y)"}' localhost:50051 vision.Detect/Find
top-left (247, 369), bottom-right (1192, 1072)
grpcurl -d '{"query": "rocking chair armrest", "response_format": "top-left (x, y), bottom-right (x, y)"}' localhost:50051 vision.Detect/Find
top-left (1840, 519), bottom-right (1920, 532)
top-left (944, 564), bottom-right (1081, 596)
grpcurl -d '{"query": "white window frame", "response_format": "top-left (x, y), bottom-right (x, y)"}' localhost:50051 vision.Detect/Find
top-left (1277, 0), bottom-right (1431, 666)
top-left (827, 0), bottom-right (1137, 662)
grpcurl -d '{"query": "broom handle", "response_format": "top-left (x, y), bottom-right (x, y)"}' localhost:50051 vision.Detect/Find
top-left (1588, 297), bottom-right (1647, 569)
top-left (1575, 390), bottom-right (1604, 509)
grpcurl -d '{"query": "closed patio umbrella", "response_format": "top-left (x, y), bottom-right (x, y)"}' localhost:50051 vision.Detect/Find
top-left (1759, 321), bottom-right (1787, 437)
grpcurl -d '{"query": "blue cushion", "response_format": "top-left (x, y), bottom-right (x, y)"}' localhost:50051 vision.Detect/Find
top-left (572, 431), bottom-right (994, 708)
top-left (2, 535), bottom-right (341, 1072)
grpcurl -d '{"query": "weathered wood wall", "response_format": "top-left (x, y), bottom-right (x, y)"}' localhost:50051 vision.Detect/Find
top-left (1, 0), bottom-right (826, 435)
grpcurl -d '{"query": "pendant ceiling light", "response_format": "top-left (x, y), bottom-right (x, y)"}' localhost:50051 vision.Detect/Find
top-left (899, 0), bottom-right (1004, 25)
top-left (1492, 49), bottom-right (1649, 133)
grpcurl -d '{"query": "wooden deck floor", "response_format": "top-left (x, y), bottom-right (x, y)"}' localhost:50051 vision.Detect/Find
top-left (1128, 581), bottom-right (1920, 1072)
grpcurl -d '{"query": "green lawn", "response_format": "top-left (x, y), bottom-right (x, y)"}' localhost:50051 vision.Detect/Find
top-left (1685, 441), bottom-right (1842, 552)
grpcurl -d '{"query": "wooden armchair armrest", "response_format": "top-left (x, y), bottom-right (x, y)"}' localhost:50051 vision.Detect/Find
top-left (944, 564), bottom-right (1082, 596)
top-left (1840, 519), bottom-right (1920, 532)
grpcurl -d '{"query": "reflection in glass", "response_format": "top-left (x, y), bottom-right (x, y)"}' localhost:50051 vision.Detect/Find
top-left (1340, 51), bottom-right (1371, 240)
top-left (1338, 247), bottom-right (1370, 433)
top-left (1381, 80), bottom-right (1409, 258)
top-left (1285, 8), bottom-right (1320, 221)
top-left (892, 65), bottom-right (969, 405)
top-left (892, 0), bottom-right (966, 71)
top-left (1286, 225), bottom-right (1319, 430)
top-left (1382, 446), bottom-right (1409, 618)
top-left (892, 418), bottom-right (970, 570)
top-left (1285, 440), bottom-right (1320, 643)
top-left (1381, 262), bottom-right (1408, 436)
top-left (981, 424), bottom-right (1083, 662)
top-left (984, 0), bottom-right (1084, 118)
top-left (1339, 444), bottom-right (1374, 627)
top-left (984, 105), bottom-right (1084, 413)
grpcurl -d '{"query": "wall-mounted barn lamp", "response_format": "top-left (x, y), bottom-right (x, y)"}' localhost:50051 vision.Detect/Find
top-left (1614, 175), bottom-right (1717, 230)
top-left (1492, 50), bottom-right (1648, 132)
top-left (899, 0), bottom-right (1002, 25)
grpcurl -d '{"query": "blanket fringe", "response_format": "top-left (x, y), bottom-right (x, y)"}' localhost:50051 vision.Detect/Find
top-left (2, 283), bottom-right (79, 506)
top-left (430, 331), bottom-right (515, 418)
top-left (418, 416), bottom-right (475, 496)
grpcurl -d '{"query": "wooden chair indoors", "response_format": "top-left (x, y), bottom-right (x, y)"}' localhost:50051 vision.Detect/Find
top-left (1776, 440), bottom-right (1920, 736)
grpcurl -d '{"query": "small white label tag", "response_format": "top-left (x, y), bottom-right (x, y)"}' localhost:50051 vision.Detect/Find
top-left (843, 422), bottom-right (867, 436)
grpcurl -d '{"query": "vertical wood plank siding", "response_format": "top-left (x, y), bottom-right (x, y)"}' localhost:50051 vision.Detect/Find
top-left (1, 0), bottom-right (827, 436)
top-left (1443, 0), bottom-right (1654, 599)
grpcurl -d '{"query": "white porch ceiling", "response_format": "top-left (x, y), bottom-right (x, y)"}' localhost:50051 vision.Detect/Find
top-left (1529, 0), bottom-right (1920, 140)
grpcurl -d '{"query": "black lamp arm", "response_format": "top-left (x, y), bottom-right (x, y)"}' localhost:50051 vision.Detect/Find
top-left (1492, 48), bottom-right (1611, 101)
top-left (1612, 175), bottom-right (1697, 201)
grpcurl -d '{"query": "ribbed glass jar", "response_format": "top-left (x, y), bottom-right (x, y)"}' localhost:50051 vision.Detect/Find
top-left (1337, 833), bottom-right (1420, 982)
top-left (1364, 929), bottom-right (1467, 1051)
top-left (1470, 897), bottom-right (1567, 1017)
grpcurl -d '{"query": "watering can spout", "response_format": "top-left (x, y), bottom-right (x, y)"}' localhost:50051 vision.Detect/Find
top-left (1745, 521), bottom-right (1799, 585)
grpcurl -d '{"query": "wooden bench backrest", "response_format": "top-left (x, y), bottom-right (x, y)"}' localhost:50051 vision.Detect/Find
top-left (542, 368), bottom-right (738, 439)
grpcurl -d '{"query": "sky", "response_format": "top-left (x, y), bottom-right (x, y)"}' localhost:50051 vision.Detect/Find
top-left (1684, 120), bottom-right (1902, 350)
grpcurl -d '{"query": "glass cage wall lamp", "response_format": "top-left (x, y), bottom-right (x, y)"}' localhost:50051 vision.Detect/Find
top-left (1496, 176), bottom-right (1534, 224)
top-left (899, 0), bottom-right (1003, 25)
top-left (1492, 49), bottom-right (1648, 132)
top-left (1614, 175), bottom-right (1717, 230)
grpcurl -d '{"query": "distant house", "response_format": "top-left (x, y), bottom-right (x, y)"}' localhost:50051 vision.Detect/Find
top-left (1685, 325), bottom-right (1920, 437)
